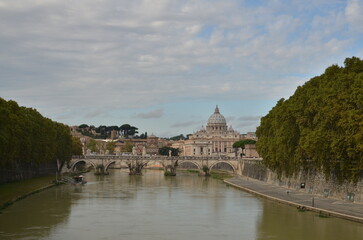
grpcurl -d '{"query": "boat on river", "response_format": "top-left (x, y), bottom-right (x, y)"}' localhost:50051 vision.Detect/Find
top-left (72, 175), bottom-right (87, 185)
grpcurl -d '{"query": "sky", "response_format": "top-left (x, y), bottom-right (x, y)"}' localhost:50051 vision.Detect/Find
top-left (0, 0), bottom-right (362, 137)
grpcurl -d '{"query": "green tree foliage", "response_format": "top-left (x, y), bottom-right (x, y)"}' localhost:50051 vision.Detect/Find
top-left (72, 137), bottom-right (83, 156)
top-left (121, 141), bottom-right (133, 152)
top-left (77, 124), bottom-right (140, 139)
top-left (106, 141), bottom-right (116, 154)
top-left (120, 124), bottom-right (138, 138)
top-left (158, 146), bottom-right (180, 156)
top-left (169, 134), bottom-right (186, 141)
top-left (87, 139), bottom-right (100, 153)
top-left (0, 98), bottom-right (72, 174)
top-left (256, 57), bottom-right (363, 183)
top-left (233, 139), bottom-right (257, 149)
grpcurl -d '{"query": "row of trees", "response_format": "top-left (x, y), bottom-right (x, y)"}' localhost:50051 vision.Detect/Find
top-left (0, 98), bottom-right (77, 180)
top-left (87, 139), bottom-right (135, 154)
top-left (158, 146), bottom-right (180, 156)
top-left (256, 57), bottom-right (363, 183)
top-left (78, 124), bottom-right (142, 139)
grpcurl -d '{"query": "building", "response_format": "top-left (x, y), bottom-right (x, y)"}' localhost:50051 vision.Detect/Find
top-left (244, 144), bottom-right (259, 158)
top-left (182, 106), bottom-right (243, 157)
top-left (146, 134), bottom-right (159, 155)
top-left (110, 130), bottom-right (118, 139)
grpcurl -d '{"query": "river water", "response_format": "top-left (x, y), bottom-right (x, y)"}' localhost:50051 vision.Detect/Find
top-left (0, 170), bottom-right (362, 240)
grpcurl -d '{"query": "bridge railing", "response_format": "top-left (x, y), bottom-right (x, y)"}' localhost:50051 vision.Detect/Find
top-left (73, 154), bottom-right (262, 162)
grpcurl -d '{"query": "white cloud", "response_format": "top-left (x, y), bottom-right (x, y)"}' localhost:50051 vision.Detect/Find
top-left (346, 0), bottom-right (363, 32)
top-left (237, 116), bottom-right (262, 122)
top-left (0, 0), bottom-right (361, 129)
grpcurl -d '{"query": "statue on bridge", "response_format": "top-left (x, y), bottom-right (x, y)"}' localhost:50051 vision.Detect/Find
top-left (163, 159), bottom-right (178, 176)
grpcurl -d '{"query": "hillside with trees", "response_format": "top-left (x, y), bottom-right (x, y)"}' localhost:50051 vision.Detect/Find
top-left (0, 98), bottom-right (74, 183)
top-left (256, 57), bottom-right (363, 183)
top-left (77, 124), bottom-right (145, 139)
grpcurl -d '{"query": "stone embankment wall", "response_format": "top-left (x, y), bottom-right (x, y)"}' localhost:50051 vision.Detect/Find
top-left (0, 162), bottom-right (57, 184)
top-left (239, 159), bottom-right (363, 203)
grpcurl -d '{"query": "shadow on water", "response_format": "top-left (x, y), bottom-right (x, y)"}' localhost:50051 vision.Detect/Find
top-left (0, 184), bottom-right (75, 239)
top-left (256, 200), bottom-right (363, 240)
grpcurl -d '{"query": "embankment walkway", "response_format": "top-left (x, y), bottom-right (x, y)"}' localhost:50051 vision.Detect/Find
top-left (225, 176), bottom-right (363, 223)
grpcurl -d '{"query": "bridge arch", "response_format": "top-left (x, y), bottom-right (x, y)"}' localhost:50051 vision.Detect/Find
top-left (178, 160), bottom-right (202, 171)
top-left (104, 161), bottom-right (116, 173)
top-left (157, 160), bottom-right (167, 168)
top-left (209, 161), bottom-right (236, 174)
top-left (71, 159), bottom-right (97, 172)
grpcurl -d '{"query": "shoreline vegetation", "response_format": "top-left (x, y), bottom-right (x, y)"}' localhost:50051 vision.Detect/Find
top-left (210, 171), bottom-right (233, 180)
top-left (0, 97), bottom-right (76, 184)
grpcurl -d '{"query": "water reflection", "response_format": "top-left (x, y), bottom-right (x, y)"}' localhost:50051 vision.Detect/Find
top-left (0, 185), bottom-right (74, 239)
top-left (0, 170), bottom-right (362, 240)
top-left (256, 201), bottom-right (363, 240)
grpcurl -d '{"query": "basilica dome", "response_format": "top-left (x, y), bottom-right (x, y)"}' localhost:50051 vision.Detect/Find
top-left (207, 105), bottom-right (227, 125)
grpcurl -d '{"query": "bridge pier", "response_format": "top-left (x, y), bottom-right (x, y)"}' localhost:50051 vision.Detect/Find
top-left (202, 165), bottom-right (211, 176)
top-left (95, 164), bottom-right (109, 175)
top-left (126, 159), bottom-right (148, 175)
top-left (69, 155), bottom-right (262, 177)
top-left (163, 159), bottom-right (178, 176)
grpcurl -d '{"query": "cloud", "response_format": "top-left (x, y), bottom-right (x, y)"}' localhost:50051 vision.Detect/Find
top-left (228, 115), bottom-right (263, 133)
top-left (134, 109), bottom-right (163, 119)
top-left (0, 0), bottom-right (361, 129)
top-left (170, 121), bottom-right (202, 128)
top-left (237, 116), bottom-right (262, 122)
top-left (85, 110), bottom-right (110, 118)
top-left (225, 116), bottom-right (235, 122)
top-left (346, 0), bottom-right (363, 32)
top-left (236, 121), bottom-right (259, 131)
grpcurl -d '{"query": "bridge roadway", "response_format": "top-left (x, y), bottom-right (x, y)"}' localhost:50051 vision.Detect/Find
top-left (69, 155), bottom-right (262, 175)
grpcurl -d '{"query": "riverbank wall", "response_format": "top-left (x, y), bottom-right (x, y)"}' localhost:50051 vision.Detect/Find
top-left (239, 159), bottom-right (363, 203)
top-left (0, 162), bottom-right (58, 184)
top-left (0, 182), bottom-right (58, 212)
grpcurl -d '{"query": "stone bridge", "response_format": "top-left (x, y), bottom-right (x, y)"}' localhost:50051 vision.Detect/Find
top-left (68, 155), bottom-right (261, 175)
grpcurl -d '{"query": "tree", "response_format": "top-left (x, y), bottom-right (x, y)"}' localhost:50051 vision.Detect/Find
top-left (158, 146), bottom-right (180, 156)
top-left (121, 141), bottom-right (133, 152)
top-left (106, 141), bottom-right (116, 154)
top-left (72, 137), bottom-right (83, 156)
top-left (0, 98), bottom-right (74, 178)
top-left (120, 124), bottom-right (131, 137)
top-left (256, 57), bottom-right (363, 183)
top-left (87, 139), bottom-right (99, 153)
top-left (170, 134), bottom-right (186, 141)
top-left (54, 123), bottom-right (73, 173)
top-left (128, 126), bottom-right (138, 136)
top-left (120, 124), bottom-right (138, 138)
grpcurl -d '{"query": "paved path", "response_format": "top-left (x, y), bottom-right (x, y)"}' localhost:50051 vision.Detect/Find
top-left (225, 176), bottom-right (363, 223)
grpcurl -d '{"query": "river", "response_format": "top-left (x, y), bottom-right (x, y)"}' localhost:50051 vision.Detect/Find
top-left (0, 170), bottom-right (362, 240)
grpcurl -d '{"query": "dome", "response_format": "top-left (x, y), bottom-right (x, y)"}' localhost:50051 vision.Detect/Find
top-left (207, 105), bottom-right (227, 125)
top-left (149, 133), bottom-right (157, 138)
